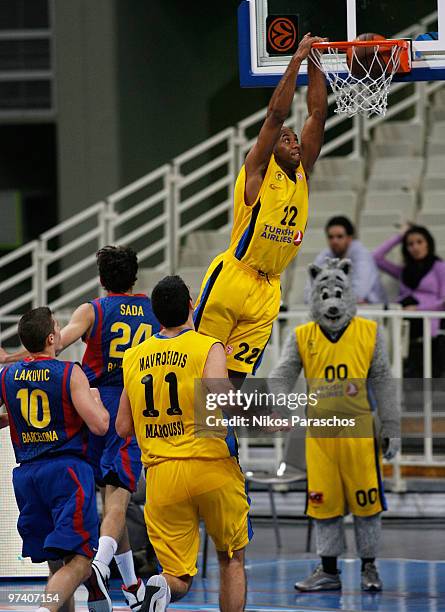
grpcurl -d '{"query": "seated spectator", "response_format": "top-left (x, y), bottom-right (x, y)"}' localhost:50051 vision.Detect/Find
top-left (374, 224), bottom-right (445, 377)
top-left (304, 216), bottom-right (386, 304)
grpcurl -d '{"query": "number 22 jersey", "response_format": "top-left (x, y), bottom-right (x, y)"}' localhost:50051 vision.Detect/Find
top-left (82, 293), bottom-right (160, 388)
top-left (228, 154), bottom-right (308, 276)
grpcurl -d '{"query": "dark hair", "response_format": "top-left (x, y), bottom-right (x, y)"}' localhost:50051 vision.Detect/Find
top-left (401, 225), bottom-right (439, 290)
top-left (325, 216), bottom-right (355, 237)
top-left (18, 307), bottom-right (55, 353)
top-left (96, 245), bottom-right (138, 293)
top-left (151, 276), bottom-right (191, 328)
top-left (402, 225), bottom-right (436, 263)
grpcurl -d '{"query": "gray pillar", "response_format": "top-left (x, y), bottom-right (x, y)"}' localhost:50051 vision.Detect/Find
top-left (54, 0), bottom-right (119, 220)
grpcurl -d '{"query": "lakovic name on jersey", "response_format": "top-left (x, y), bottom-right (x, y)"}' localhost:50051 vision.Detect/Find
top-left (14, 368), bottom-right (51, 382)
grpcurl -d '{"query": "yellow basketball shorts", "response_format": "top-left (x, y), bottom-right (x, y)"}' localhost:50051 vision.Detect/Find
top-left (144, 457), bottom-right (252, 577)
top-left (193, 253), bottom-right (281, 374)
top-left (305, 437), bottom-right (387, 519)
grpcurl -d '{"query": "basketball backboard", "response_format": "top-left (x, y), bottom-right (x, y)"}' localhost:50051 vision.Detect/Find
top-left (238, 0), bottom-right (445, 86)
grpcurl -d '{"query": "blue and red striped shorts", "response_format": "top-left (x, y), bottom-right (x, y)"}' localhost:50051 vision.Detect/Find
top-left (87, 386), bottom-right (141, 493)
top-left (13, 455), bottom-right (99, 563)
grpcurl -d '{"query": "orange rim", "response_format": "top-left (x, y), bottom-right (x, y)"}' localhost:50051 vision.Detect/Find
top-left (311, 39), bottom-right (412, 74)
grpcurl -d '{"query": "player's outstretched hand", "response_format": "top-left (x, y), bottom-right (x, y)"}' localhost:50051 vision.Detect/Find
top-left (382, 437), bottom-right (401, 460)
top-left (0, 347), bottom-right (9, 363)
top-left (294, 33), bottom-right (328, 61)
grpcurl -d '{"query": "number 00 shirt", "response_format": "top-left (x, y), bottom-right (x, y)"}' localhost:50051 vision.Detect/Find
top-left (122, 329), bottom-right (238, 467)
top-left (227, 154), bottom-right (308, 277)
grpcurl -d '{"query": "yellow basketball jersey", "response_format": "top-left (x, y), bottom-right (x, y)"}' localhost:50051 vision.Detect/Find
top-left (122, 329), bottom-right (235, 467)
top-left (227, 154), bottom-right (308, 276)
top-left (296, 318), bottom-right (377, 425)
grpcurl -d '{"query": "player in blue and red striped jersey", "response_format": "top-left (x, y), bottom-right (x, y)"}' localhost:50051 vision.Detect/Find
top-left (0, 246), bottom-right (160, 612)
top-left (57, 246), bottom-right (160, 612)
top-left (0, 307), bottom-right (109, 612)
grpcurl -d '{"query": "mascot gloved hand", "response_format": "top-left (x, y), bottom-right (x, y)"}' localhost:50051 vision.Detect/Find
top-left (382, 437), bottom-right (401, 460)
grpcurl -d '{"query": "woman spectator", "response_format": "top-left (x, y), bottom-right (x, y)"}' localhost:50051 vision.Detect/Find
top-left (374, 224), bottom-right (445, 377)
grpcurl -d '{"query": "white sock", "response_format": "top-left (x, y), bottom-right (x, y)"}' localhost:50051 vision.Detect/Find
top-left (115, 550), bottom-right (137, 588)
top-left (95, 535), bottom-right (118, 573)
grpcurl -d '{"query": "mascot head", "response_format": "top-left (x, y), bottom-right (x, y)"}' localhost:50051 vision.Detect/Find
top-left (308, 258), bottom-right (356, 334)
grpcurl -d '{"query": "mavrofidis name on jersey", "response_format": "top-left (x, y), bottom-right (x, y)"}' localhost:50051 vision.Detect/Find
top-left (139, 351), bottom-right (188, 371)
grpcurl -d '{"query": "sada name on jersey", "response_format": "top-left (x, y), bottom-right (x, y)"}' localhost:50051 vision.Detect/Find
top-left (14, 368), bottom-right (50, 382)
top-left (139, 351), bottom-right (188, 371)
top-left (145, 420), bottom-right (185, 439)
top-left (120, 304), bottom-right (145, 316)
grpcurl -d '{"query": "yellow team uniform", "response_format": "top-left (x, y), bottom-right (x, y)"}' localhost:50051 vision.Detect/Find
top-left (296, 317), bottom-right (387, 519)
top-left (122, 328), bottom-right (252, 577)
top-left (194, 154), bottom-right (308, 373)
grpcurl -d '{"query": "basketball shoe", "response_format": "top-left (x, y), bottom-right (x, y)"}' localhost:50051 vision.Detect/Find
top-left (361, 562), bottom-right (383, 591)
top-left (294, 564), bottom-right (342, 591)
top-left (84, 561), bottom-right (113, 612)
top-left (122, 577), bottom-right (146, 611)
top-left (140, 575), bottom-right (171, 612)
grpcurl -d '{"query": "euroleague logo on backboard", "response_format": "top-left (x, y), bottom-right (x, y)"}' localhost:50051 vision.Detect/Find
top-left (266, 15), bottom-right (299, 56)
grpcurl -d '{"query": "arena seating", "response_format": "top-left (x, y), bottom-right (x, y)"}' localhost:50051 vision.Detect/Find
top-left (135, 111), bottom-right (445, 378)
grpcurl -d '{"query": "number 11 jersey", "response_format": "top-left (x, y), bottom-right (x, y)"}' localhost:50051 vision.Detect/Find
top-left (122, 329), bottom-right (237, 467)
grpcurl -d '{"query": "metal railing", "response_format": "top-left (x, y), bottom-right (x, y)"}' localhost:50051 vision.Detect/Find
top-left (0, 15), bottom-right (442, 335)
top-left (2, 307), bottom-right (444, 485)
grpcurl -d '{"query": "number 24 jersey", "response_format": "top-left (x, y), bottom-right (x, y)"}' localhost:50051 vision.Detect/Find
top-left (82, 293), bottom-right (160, 388)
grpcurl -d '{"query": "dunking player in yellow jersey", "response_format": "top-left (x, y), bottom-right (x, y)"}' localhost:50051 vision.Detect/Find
top-left (117, 276), bottom-right (252, 612)
top-left (194, 34), bottom-right (327, 382)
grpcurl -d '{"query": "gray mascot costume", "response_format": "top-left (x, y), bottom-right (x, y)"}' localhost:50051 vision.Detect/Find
top-left (269, 258), bottom-right (400, 591)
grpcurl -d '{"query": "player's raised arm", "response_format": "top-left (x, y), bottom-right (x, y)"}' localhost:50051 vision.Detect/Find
top-left (59, 302), bottom-right (95, 353)
top-left (70, 364), bottom-right (109, 435)
top-left (300, 50), bottom-right (328, 176)
top-left (244, 34), bottom-right (326, 205)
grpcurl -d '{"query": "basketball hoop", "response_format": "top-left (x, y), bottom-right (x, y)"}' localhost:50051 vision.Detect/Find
top-left (310, 39), bottom-right (412, 117)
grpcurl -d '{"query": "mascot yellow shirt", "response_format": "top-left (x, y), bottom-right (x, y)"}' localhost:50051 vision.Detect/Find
top-left (228, 154), bottom-right (308, 276)
top-left (296, 317), bottom-right (377, 380)
top-left (296, 317), bottom-right (377, 430)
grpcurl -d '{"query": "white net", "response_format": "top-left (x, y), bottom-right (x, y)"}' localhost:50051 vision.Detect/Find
top-left (310, 43), bottom-right (404, 118)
